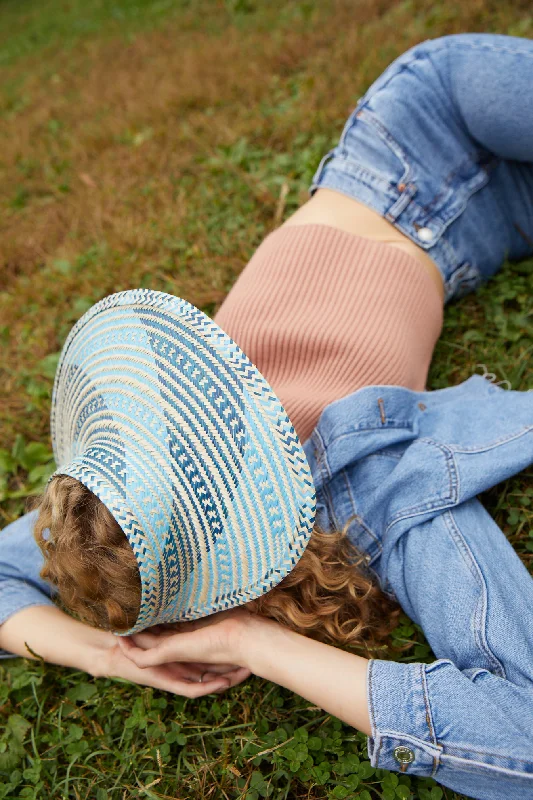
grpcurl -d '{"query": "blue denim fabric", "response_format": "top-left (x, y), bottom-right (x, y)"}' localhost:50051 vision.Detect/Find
top-left (301, 375), bottom-right (533, 799)
top-left (1, 32), bottom-right (533, 800)
top-left (0, 510), bottom-right (58, 642)
top-left (310, 33), bottom-right (533, 303)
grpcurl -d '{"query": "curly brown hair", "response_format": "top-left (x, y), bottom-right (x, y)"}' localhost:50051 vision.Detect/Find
top-left (29, 474), bottom-right (406, 658)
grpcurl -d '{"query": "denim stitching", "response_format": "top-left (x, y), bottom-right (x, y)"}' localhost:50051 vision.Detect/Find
top-left (353, 108), bottom-right (412, 185)
top-left (407, 164), bottom-right (489, 235)
top-left (337, 97), bottom-right (367, 152)
top-left (320, 480), bottom-right (340, 533)
top-left (375, 729), bottom-right (442, 753)
top-left (385, 439), bottom-right (458, 532)
top-left (342, 471), bottom-right (383, 557)
top-left (464, 667), bottom-right (492, 680)
top-left (364, 450), bottom-right (403, 462)
top-left (437, 168), bottom-right (489, 227)
top-left (358, 40), bottom-right (445, 106)
top-left (367, 660), bottom-right (382, 765)
top-left (438, 751), bottom-right (533, 778)
top-left (311, 427), bottom-right (330, 484)
top-left (309, 173), bottom-right (394, 213)
top-left (309, 148), bottom-right (337, 186)
top-left (417, 149), bottom-right (486, 218)
top-left (443, 510), bottom-right (507, 679)
top-left (386, 497), bottom-right (456, 533)
top-left (442, 743), bottom-right (533, 766)
top-left (365, 669), bottom-right (445, 769)
top-left (323, 418), bottom-right (416, 445)
top-left (420, 664), bottom-right (440, 777)
top-left (449, 426), bottom-right (533, 454)
top-left (320, 159), bottom-right (397, 196)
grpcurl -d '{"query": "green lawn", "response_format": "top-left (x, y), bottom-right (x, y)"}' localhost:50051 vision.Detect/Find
top-left (0, 0), bottom-right (532, 797)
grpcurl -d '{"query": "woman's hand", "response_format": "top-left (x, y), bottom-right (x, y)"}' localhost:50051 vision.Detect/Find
top-left (112, 607), bottom-right (374, 737)
top-left (93, 608), bottom-right (257, 697)
top-left (117, 610), bottom-right (373, 736)
top-left (115, 606), bottom-right (272, 692)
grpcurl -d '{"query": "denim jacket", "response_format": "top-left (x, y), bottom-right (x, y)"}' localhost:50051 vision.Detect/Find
top-left (302, 372), bottom-right (533, 800)
top-left (1, 372), bottom-right (533, 800)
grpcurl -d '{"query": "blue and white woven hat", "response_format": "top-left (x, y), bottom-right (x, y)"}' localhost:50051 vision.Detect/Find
top-left (50, 289), bottom-right (316, 636)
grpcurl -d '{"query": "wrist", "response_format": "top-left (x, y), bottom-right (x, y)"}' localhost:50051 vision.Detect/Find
top-left (235, 612), bottom-right (295, 675)
top-left (234, 614), bottom-right (372, 735)
top-left (87, 631), bottom-right (120, 678)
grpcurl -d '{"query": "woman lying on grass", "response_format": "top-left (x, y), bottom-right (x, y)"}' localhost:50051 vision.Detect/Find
top-left (1, 32), bottom-right (533, 800)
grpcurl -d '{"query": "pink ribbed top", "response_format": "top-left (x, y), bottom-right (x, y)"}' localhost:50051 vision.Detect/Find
top-left (213, 224), bottom-right (444, 446)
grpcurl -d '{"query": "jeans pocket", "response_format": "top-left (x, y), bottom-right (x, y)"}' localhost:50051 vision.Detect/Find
top-left (335, 104), bottom-right (414, 194)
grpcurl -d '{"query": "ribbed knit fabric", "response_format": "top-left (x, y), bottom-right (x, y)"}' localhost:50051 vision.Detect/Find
top-left (213, 223), bottom-right (444, 446)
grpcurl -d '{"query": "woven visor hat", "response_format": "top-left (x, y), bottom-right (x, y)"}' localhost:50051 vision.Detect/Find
top-left (49, 289), bottom-right (316, 637)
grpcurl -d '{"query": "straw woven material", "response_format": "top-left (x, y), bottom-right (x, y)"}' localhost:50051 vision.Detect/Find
top-left (50, 289), bottom-right (316, 635)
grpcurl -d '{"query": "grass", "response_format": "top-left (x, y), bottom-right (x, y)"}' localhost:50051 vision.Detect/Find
top-left (0, 0), bottom-right (532, 797)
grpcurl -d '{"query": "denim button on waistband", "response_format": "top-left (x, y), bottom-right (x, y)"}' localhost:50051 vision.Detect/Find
top-left (393, 746), bottom-right (415, 764)
top-left (417, 227), bottom-right (434, 242)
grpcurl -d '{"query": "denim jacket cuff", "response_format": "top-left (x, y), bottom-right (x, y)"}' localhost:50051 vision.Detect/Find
top-left (366, 658), bottom-right (442, 777)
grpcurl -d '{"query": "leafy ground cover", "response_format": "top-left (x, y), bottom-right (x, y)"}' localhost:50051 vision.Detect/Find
top-left (0, 0), bottom-right (532, 797)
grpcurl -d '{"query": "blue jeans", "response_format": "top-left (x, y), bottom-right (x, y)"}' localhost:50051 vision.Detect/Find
top-left (310, 32), bottom-right (533, 303)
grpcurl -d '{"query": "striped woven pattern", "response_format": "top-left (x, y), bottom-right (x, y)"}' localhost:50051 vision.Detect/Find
top-left (50, 289), bottom-right (316, 635)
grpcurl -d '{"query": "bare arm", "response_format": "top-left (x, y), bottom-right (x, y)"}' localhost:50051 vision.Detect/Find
top-left (243, 618), bottom-right (372, 736)
top-left (119, 611), bottom-right (373, 736)
top-left (0, 604), bottom-right (115, 674)
top-left (0, 605), bottom-right (252, 696)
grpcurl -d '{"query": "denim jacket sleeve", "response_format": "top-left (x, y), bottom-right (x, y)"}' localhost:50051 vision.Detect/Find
top-left (0, 509), bottom-right (58, 659)
top-left (303, 374), bottom-right (533, 800)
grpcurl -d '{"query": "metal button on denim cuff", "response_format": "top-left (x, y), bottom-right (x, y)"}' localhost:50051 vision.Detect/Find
top-left (393, 746), bottom-right (415, 764)
top-left (417, 227), bottom-right (435, 242)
